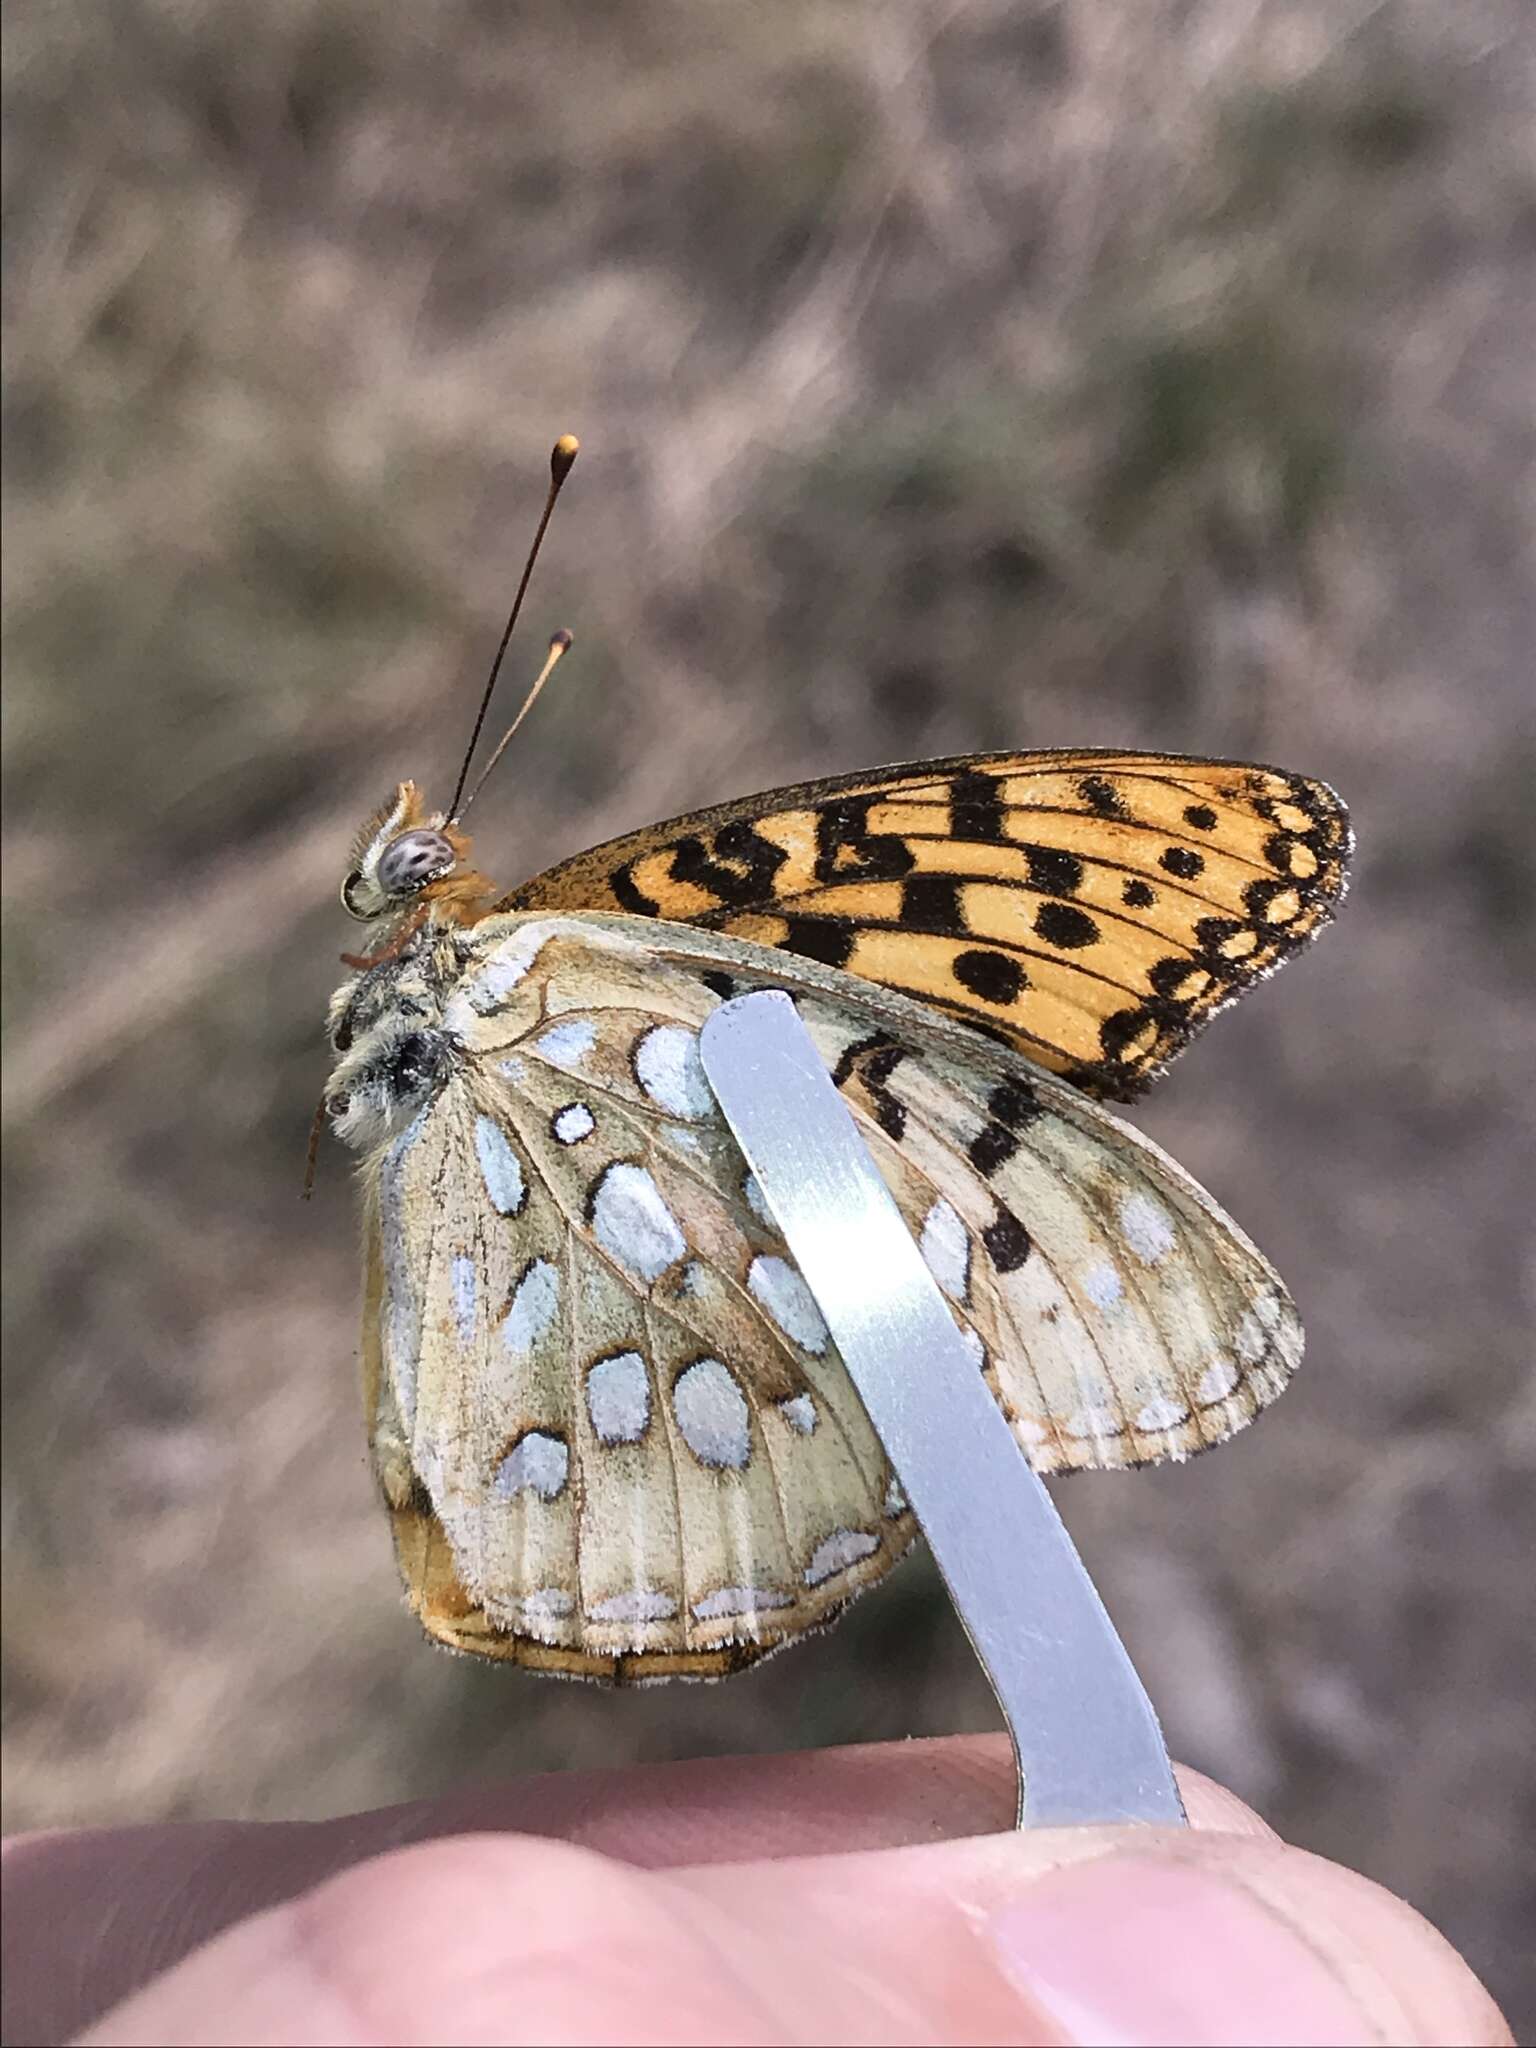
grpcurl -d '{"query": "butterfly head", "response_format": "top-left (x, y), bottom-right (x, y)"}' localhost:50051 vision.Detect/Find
top-left (340, 781), bottom-right (496, 929)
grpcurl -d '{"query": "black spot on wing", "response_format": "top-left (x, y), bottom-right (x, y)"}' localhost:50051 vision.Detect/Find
top-left (1264, 826), bottom-right (1330, 880)
top-left (1183, 804), bottom-right (1218, 830)
top-left (671, 821), bottom-right (790, 907)
top-left (1243, 877), bottom-right (1300, 923)
top-left (1192, 916), bottom-right (1253, 971)
top-left (864, 1046), bottom-right (908, 1138)
top-left (988, 1078), bottom-right (1043, 1128)
top-left (1149, 957), bottom-right (1201, 997)
top-left (1078, 774), bottom-right (1129, 819)
top-left (813, 797), bottom-right (915, 885)
top-left (982, 1207), bottom-right (1033, 1272)
top-left (1098, 988), bottom-right (1195, 1068)
top-left (781, 916), bottom-right (857, 969)
top-left (1034, 902), bottom-right (1100, 950)
top-left (1121, 879), bottom-right (1156, 909)
top-left (611, 861), bottom-right (662, 916)
top-left (1021, 843), bottom-right (1085, 896)
top-left (1160, 845), bottom-right (1205, 880)
top-left (949, 769), bottom-right (1008, 842)
top-left (900, 874), bottom-right (968, 933)
top-left (1100, 1005), bottom-right (1159, 1062)
top-left (968, 1122), bottom-right (1018, 1176)
top-left (701, 970), bottom-right (737, 999)
top-left (831, 1032), bottom-right (907, 1139)
top-left (953, 948), bottom-right (1028, 1004)
top-left (832, 1032), bottom-right (893, 1088)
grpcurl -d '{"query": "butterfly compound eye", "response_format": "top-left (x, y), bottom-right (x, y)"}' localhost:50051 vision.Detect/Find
top-left (377, 829), bottom-right (455, 900)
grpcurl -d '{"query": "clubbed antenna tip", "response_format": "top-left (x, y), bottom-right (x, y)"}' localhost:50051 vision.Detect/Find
top-left (446, 434), bottom-right (582, 820)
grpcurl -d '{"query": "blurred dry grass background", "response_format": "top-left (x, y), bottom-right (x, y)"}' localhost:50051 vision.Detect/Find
top-left (3, 0), bottom-right (1533, 2027)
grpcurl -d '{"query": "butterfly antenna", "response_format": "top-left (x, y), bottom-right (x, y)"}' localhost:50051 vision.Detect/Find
top-left (446, 432), bottom-right (579, 821)
top-left (456, 629), bottom-right (575, 817)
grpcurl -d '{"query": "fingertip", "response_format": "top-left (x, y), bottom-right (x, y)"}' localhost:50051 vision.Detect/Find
top-left (983, 1836), bottom-right (1514, 2048)
top-left (1218, 1843), bottom-right (1515, 2047)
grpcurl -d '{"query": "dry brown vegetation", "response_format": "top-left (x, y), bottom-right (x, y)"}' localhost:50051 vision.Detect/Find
top-left (3, 0), bottom-right (1533, 2027)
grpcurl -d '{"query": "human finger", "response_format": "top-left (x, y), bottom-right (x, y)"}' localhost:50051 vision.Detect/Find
top-left (77, 1799), bottom-right (1508, 2046)
top-left (1, 1739), bottom-right (1259, 2043)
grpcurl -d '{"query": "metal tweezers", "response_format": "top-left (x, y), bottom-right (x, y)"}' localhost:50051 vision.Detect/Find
top-left (700, 989), bottom-right (1186, 1831)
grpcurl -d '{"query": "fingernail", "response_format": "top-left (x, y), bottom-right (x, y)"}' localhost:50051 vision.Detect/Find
top-left (987, 1852), bottom-right (1378, 2047)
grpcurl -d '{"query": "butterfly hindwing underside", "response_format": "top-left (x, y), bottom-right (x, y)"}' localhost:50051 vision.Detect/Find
top-left (503, 750), bottom-right (1350, 1100)
top-left (342, 909), bottom-right (1302, 1681)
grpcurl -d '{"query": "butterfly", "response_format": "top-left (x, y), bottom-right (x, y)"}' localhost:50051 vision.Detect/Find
top-left (321, 440), bottom-right (1350, 1681)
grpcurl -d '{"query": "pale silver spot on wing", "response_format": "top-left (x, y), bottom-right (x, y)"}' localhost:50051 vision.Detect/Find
top-left (779, 1393), bottom-right (817, 1435)
top-left (590, 1163), bottom-right (686, 1284)
top-left (882, 1475), bottom-right (908, 1517)
top-left (958, 1325), bottom-right (986, 1371)
top-left (672, 1356), bottom-right (751, 1469)
top-left (679, 1259), bottom-right (708, 1296)
top-left (387, 1303), bottom-right (418, 1429)
top-left (478, 927), bottom-right (547, 996)
top-left (501, 1259), bottom-right (560, 1358)
top-left (1236, 1291), bottom-right (1286, 1363)
top-left (804, 1527), bottom-right (880, 1585)
top-left (552, 1102), bottom-right (595, 1145)
top-left (589, 1588), bottom-right (677, 1623)
top-left (633, 1024), bottom-right (714, 1119)
top-left (382, 1106), bottom-right (429, 1178)
top-left (451, 1252), bottom-right (477, 1345)
top-left (919, 1199), bottom-right (970, 1301)
top-left (1119, 1191), bottom-right (1176, 1265)
top-left (1082, 1260), bottom-right (1124, 1309)
top-left (474, 1116), bottom-right (526, 1215)
top-left (692, 1585), bottom-right (793, 1621)
top-left (1064, 1401), bottom-right (1124, 1441)
top-left (506, 1586), bottom-right (574, 1640)
top-left (743, 1171), bottom-right (772, 1225)
top-left (519, 1587), bottom-right (573, 1617)
top-left (1196, 1355), bottom-right (1240, 1404)
top-left (533, 1017), bottom-right (597, 1069)
top-left (497, 1057), bottom-right (527, 1083)
top-left (586, 1350), bottom-right (650, 1445)
top-left (378, 1109), bottom-right (427, 1428)
top-left (1234, 1310), bottom-right (1267, 1363)
top-left (747, 1256), bottom-right (829, 1354)
top-left (1015, 1417), bottom-right (1050, 1446)
top-left (443, 931), bottom-right (548, 1032)
top-left (492, 1430), bottom-right (569, 1501)
top-left (1136, 1396), bottom-right (1191, 1431)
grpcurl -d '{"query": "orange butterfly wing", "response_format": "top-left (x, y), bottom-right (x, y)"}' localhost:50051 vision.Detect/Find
top-left (502, 751), bottom-right (1350, 1099)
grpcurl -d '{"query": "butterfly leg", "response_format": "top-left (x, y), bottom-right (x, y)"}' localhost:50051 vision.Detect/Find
top-left (340, 905), bottom-right (428, 973)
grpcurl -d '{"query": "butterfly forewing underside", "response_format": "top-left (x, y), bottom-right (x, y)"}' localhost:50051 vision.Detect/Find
top-left (351, 908), bottom-right (1303, 1682)
top-left (502, 750), bottom-right (1350, 1100)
